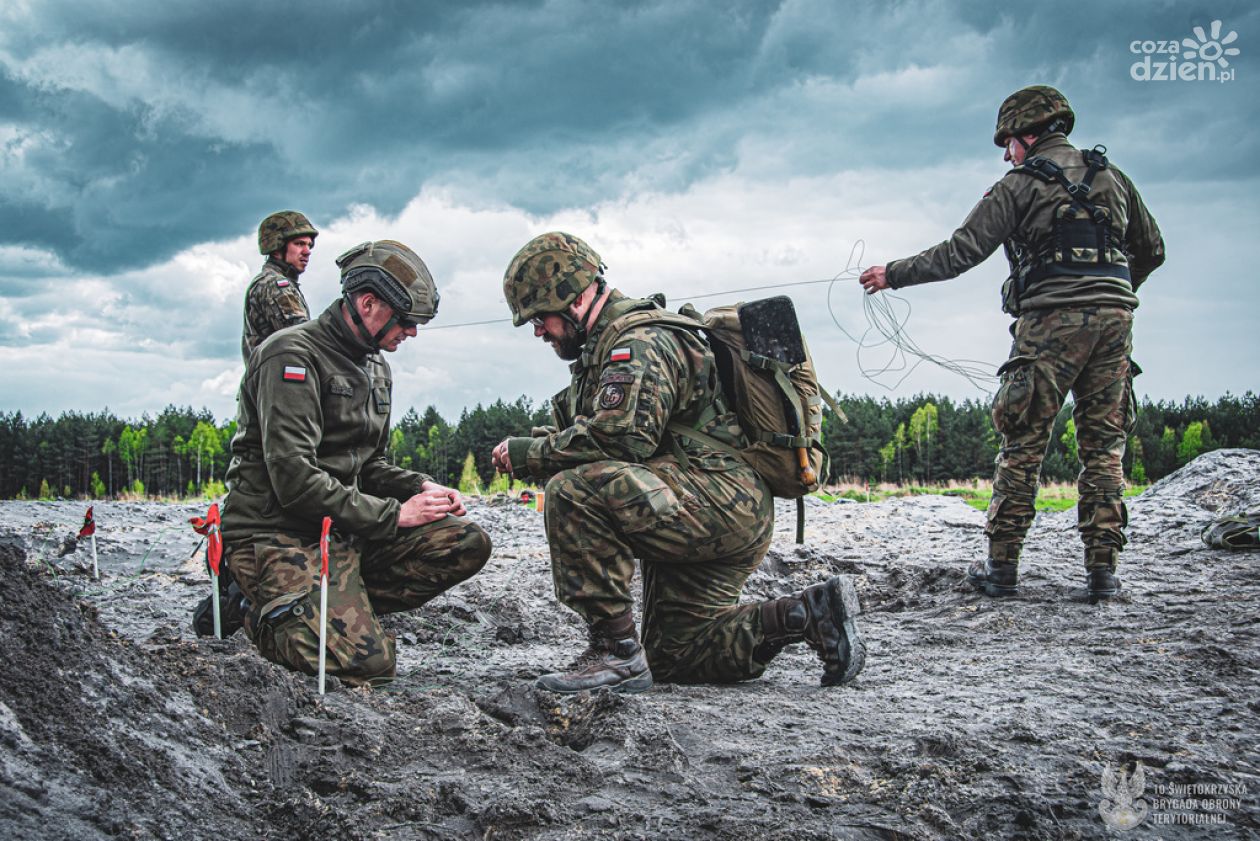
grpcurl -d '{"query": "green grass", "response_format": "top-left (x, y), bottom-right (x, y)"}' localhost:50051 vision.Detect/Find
top-left (817, 482), bottom-right (1150, 513)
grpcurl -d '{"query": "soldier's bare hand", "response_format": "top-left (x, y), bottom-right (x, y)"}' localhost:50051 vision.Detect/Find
top-left (491, 439), bottom-right (512, 474)
top-left (423, 480), bottom-right (467, 517)
top-left (859, 266), bottom-right (889, 294)
top-left (399, 488), bottom-right (458, 527)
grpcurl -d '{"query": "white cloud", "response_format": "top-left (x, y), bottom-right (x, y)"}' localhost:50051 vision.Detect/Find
top-left (5, 147), bottom-right (1256, 423)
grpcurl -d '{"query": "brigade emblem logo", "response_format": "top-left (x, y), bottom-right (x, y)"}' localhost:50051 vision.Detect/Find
top-left (599, 383), bottom-right (626, 410)
top-left (1099, 761), bottom-right (1149, 831)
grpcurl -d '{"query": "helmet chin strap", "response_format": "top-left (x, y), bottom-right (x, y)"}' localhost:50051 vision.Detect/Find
top-left (344, 295), bottom-right (399, 351)
top-left (561, 278), bottom-right (608, 345)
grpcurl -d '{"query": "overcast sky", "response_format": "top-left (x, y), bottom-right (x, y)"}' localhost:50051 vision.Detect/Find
top-left (2, 0), bottom-right (1256, 423)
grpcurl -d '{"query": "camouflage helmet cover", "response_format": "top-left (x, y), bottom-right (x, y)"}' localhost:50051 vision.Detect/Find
top-left (258, 211), bottom-right (319, 255)
top-left (994, 85), bottom-right (1075, 146)
top-left (503, 231), bottom-right (604, 327)
top-left (336, 240), bottom-right (440, 324)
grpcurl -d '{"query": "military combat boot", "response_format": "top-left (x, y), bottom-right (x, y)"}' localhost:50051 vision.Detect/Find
top-left (967, 559), bottom-right (1019, 597)
top-left (192, 580), bottom-right (248, 638)
top-left (968, 542), bottom-right (1020, 597)
top-left (756, 576), bottom-right (865, 686)
top-left (1086, 548), bottom-right (1122, 603)
top-left (535, 613), bottom-right (653, 695)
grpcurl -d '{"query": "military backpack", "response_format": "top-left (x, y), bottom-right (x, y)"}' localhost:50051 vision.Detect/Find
top-left (1201, 510), bottom-right (1260, 550)
top-left (590, 295), bottom-right (843, 538)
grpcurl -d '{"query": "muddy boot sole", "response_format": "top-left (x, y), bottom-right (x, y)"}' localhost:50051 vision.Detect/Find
top-left (809, 576), bottom-right (866, 687)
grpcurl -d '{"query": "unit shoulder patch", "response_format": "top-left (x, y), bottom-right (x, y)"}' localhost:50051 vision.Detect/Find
top-left (598, 383), bottom-right (626, 410)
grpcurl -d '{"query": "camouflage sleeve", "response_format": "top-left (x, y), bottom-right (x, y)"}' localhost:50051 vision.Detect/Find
top-left (1116, 168), bottom-right (1166, 290)
top-left (252, 349), bottom-right (402, 540)
top-left (508, 326), bottom-right (686, 478)
top-left (246, 278), bottom-right (310, 340)
top-left (886, 177), bottom-right (1021, 289)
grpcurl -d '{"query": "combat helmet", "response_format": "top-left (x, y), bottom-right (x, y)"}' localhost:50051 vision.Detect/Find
top-left (503, 232), bottom-right (605, 327)
top-left (337, 240), bottom-right (440, 347)
top-left (994, 85), bottom-right (1075, 147)
top-left (258, 211), bottom-right (318, 255)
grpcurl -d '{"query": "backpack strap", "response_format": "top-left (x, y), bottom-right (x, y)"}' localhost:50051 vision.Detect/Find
top-left (1017, 146), bottom-right (1109, 220)
top-left (1008, 144), bottom-right (1130, 299)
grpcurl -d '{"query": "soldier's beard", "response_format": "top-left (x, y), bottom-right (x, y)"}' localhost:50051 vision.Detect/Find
top-left (549, 322), bottom-right (586, 360)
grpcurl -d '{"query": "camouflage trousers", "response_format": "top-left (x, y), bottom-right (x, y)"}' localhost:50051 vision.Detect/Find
top-left (544, 456), bottom-right (775, 684)
top-left (988, 306), bottom-right (1138, 568)
top-left (226, 517), bottom-right (491, 685)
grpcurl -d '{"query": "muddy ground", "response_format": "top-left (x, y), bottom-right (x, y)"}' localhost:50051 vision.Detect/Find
top-left (1, 449), bottom-right (1258, 840)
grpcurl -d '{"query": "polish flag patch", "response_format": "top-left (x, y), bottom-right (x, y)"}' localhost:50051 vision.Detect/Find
top-left (276, 279), bottom-right (291, 287)
top-left (283, 366), bottom-right (307, 382)
top-left (609, 346), bottom-right (632, 363)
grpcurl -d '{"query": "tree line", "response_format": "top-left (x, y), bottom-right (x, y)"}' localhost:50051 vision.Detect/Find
top-left (1, 391), bottom-right (1256, 500)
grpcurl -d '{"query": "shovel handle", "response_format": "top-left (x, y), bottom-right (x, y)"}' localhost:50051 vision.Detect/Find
top-left (797, 447), bottom-right (816, 487)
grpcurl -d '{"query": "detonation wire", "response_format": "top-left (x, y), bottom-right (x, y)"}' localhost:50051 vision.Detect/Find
top-left (825, 239), bottom-right (997, 393)
top-left (418, 278), bottom-right (843, 332)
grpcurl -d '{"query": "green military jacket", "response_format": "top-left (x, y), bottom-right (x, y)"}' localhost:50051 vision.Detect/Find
top-left (506, 291), bottom-right (747, 480)
top-left (241, 257), bottom-right (310, 363)
top-left (222, 300), bottom-right (429, 544)
top-left (886, 134), bottom-right (1165, 313)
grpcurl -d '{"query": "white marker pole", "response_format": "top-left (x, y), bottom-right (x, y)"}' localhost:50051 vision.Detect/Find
top-left (90, 532), bottom-right (99, 580)
top-left (318, 515), bottom-right (332, 696)
top-left (318, 572), bottom-right (329, 695)
top-left (211, 568), bottom-right (222, 639)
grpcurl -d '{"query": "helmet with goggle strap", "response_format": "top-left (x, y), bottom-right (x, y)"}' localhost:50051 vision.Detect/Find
top-left (337, 240), bottom-right (440, 349)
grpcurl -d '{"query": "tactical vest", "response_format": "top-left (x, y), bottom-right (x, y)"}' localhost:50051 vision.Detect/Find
top-left (1003, 145), bottom-right (1132, 313)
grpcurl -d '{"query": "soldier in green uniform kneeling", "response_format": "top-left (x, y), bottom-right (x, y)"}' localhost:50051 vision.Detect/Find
top-left (859, 86), bottom-right (1166, 602)
top-left (492, 232), bottom-right (865, 694)
top-left (219, 240), bottom-right (492, 685)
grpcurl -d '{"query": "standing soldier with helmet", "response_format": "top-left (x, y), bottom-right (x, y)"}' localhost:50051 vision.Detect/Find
top-left (242, 211), bottom-right (319, 363)
top-left (216, 240), bottom-right (492, 686)
top-left (859, 86), bottom-right (1165, 602)
top-left (491, 232), bottom-right (865, 694)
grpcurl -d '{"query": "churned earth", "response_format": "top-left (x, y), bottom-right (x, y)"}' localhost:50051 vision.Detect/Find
top-left (1, 449), bottom-right (1258, 840)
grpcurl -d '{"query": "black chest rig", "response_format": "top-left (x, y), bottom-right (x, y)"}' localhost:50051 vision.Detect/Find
top-left (1002, 145), bottom-right (1131, 313)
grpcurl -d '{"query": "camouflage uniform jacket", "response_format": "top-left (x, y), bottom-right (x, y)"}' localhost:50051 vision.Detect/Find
top-left (222, 300), bottom-right (430, 544)
top-left (241, 257), bottom-right (310, 363)
top-left (886, 134), bottom-right (1165, 313)
top-left (506, 291), bottom-right (748, 480)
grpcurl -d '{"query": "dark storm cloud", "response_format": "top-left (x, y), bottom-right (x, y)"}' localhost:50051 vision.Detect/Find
top-left (0, 0), bottom-right (1255, 275)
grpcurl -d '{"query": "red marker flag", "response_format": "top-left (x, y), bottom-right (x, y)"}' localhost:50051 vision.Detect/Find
top-left (319, 516), bottom-right (332, 580)
top-left (189, 503), bottom-right (223, 576)
top-left (79, 506), bottom-right (96, 538)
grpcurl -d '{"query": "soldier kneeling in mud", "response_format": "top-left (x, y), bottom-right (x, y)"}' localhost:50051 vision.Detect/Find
top-left (491, 232), bottom-right (865, 694)
top-left (208, 240), bottom-right (492, 686)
